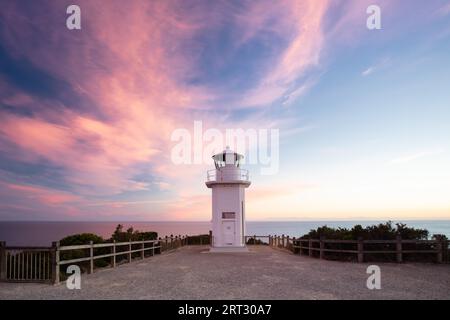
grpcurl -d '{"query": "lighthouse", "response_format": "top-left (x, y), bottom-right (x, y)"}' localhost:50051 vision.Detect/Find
top-left (206, 146), bottom-right (251, 252)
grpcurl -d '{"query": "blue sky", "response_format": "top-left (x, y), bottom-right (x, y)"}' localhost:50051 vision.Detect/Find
top-left (0, 0), bottom-right (449, 221)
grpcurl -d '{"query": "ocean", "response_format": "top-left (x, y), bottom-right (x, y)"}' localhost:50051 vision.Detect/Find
top-left (1, 220), bottom-right (450, 246)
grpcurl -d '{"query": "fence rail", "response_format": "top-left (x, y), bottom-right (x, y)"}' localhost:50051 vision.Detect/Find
top-left (2, 233), bottom-right (448, 284)
top-left (0, 244), bottom-right (53, 283)
top-left (0, 233), bottom-right (212, 284)
top-left (265, 235), bottom-right (449, 263)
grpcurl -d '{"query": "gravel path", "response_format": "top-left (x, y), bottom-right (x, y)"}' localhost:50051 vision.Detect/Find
top-left (0, 246), bottom-right (449, 300)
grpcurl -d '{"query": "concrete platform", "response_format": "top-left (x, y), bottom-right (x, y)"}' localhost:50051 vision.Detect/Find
top-left (0, 245), bottom-right (449, 300)
top-left (208, 246), bottom-right (249, 253)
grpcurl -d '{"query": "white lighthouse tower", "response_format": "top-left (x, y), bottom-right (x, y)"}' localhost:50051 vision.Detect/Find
top-left (206, 146), bottom-right (251, 252)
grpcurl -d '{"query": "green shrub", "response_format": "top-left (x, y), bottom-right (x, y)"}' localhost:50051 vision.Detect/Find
top-left (187, 234), bottom-right (210, 245)
top-left (58, 225), bottom-right (159, 276)
top-left (299, 221), bottom-right (428, 240)
top-left (296, 221), bottom-right (439, 262)
top-left (111, 224), bottom-right (158, 242)
top-left (246, 237), bottom-right (267, 245)
top-left (60, 233), bottom-right (104, 246)
top-left (59, 233), bottom-right (106, 276)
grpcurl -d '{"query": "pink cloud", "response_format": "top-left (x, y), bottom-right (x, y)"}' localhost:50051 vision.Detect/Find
top-left (0, 0), bottom-right (412, 220)
top-left (240, 0), bottom-right (330, 106)
top-left (3, 182), bottom-right (81, 206)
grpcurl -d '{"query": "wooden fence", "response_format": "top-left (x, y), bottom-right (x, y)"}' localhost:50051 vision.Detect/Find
top-left (2, 233), bottom-right (448, 284)
top-left (266, 234), bottom-right (449, 263)
top-left (0, 243), bottom-right (54, 283)
top-left (0, 234), bottom-right (211, 284)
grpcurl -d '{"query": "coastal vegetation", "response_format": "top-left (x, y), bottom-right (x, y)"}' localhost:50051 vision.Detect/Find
top-left (59, 224), bottom-right (159, 275)
top-left (54, 221), bottom-right (447, 275)
top-left (58, 226), bottom-right (213, 276)
top-left (299, 221), bottom-right (432, 240)
top-left (296, 221), bottom-right (448, 262)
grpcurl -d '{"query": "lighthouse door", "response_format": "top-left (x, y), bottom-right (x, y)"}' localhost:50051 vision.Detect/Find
top-left (222, 221), bottom-right (235, 246)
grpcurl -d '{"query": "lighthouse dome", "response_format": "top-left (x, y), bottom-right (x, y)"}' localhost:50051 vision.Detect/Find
top-left (212, 146), bottom-right (244, 168)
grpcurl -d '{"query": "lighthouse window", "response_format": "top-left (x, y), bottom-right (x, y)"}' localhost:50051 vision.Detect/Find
top-left (222, 212), bottom-right (236, 219)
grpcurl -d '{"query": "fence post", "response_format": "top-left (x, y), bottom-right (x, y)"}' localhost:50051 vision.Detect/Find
top-left (165, 236), bottom-right (168, 252)
top-left (292, 237), bottom-right (296, 253)
top-left (89, 241), bottom-right (94, 274)
top-left (157, 237), bottom-right (161, 254)
top-left (51, 241), bottom-right (59, 284)
top-left (299, 239), bottom-right (302, 256)
top-left (170, 235), bottom-right (174, 249)
top-left (309, 239), bottom-right (313, 257)
top-left (319, 237), bottom-right (325, 259)
top-left (396, 235), bottom-right (403, 263)
top-left (141, 240), bottom-right (145, 259)
top-left (111, 240), bottom-right (116, 268)
top-left (282, 234), bottom-right (285, 248)
top-left (0, 241), bottom-right (6, 281)
top-left (437, 240), bottom-right (443, 263)
top-left (357, 237), bottom-right (364, 263)
top-left (209, 230), bottom-right (212, 245)
top-left (445, 240), bottom-right (449, 262)
top-left (286, 236), bottom-right (290, 249)
top-left (128, 240), bottom-right (132, 263)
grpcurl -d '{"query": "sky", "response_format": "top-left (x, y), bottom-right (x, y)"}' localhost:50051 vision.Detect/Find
top-left (0, 0), bottom-right (449, 221)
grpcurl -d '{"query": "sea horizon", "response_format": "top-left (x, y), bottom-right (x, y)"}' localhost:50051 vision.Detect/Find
top-left (2, 219), bottom-right (449, 247)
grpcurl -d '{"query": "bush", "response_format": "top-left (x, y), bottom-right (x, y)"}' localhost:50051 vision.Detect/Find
top-left (60, 233), bottom-right (104, 246)
top-left (58, 225), bottom-right (159, 277)
top-left (59, 233), bottom-right (107, 276)
top-left (299, 221), bottom-right (428, 240)
top-left (246, 237), bottom-right (267, 245)
top-left (111, 224), bottom-right (158, 242)
top-left (187, 234), bottom-right (210, 245)
top-left (296, 221), bottom-right (441, 262)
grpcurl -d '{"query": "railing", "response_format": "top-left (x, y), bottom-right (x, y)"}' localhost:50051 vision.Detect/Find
top-left (266, 235), bottom-right (449, 263)
top-left (206, 168), bottom-right (249, 182)
top-left (0, 233), bottom-right (212, 285)
top-left (0, 243), bottom-right (54, 283)
top-left (2, 233), bottom-right (446, 284)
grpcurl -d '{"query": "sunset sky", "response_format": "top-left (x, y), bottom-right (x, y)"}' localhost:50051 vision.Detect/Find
top-left (0, 0), bottom-right (449, 221)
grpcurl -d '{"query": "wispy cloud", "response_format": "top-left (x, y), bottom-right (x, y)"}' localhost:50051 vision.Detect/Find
top-left (390, 148), bottom-right (445, 164)
top-left (240, 1), bottom-right (329, 107)
top-left (361, 57), bottom-right (391, 77)
top-left (436, 2), bottom-right (450, 16)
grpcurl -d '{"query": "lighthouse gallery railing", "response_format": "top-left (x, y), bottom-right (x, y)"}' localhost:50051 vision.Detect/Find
top-left (207, 168), bottom-right (249, 182)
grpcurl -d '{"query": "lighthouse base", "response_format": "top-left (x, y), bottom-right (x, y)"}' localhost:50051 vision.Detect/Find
top-left (208, 246), bottom-right (249, 253)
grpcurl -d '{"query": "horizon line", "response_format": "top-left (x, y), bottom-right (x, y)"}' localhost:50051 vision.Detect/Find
top-left (1, 219), bottom-right (449, 223)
